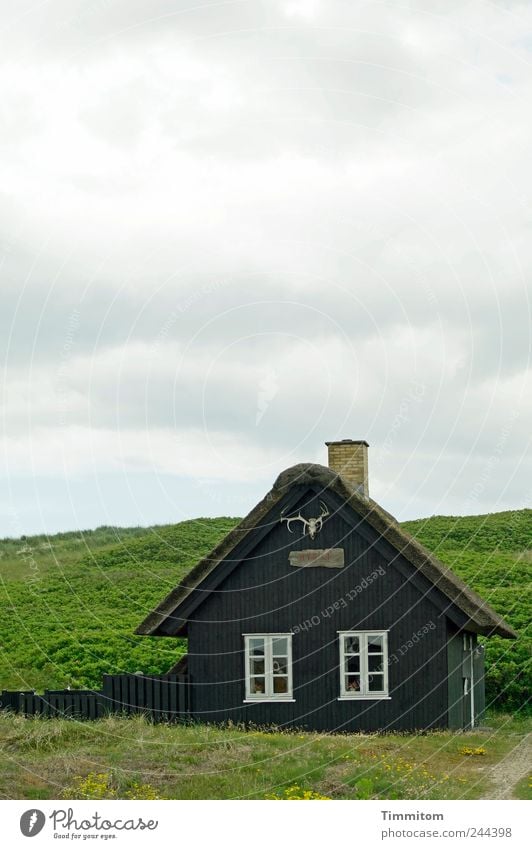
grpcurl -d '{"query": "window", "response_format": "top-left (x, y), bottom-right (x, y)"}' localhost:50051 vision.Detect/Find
top-left (244, 634), bottom-right (293, 701)
top-left (338, 631), bottom-right (389, 699)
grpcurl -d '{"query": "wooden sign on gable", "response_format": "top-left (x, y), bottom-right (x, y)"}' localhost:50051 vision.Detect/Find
top-left (288, 548), bottom-right (345, 568)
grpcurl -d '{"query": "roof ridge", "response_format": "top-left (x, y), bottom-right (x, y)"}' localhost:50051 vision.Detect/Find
top-left (135, 463), bottom-right (517, 639)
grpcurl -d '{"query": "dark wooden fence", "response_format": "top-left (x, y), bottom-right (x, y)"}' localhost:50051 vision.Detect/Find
top-left (0, 674), bottom-right (191, 722)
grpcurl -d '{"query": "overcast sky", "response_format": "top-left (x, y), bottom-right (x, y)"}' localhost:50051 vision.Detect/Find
top-left (1, 0), bottom-right (531, 536)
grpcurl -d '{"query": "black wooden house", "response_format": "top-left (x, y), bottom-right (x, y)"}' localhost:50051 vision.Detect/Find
top-left (137, 440), bottom-right (516, 732)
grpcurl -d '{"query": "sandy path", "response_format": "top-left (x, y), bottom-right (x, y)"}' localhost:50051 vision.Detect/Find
top-left (482, 734), bottom-right (531, 799)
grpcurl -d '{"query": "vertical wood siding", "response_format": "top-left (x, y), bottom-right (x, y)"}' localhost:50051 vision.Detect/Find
top-left (187, 488), bottom-right (452, 732)
top-left (1, 676), bottom-right (190, 721)
top-left (446, 627), bottom-right (464, 730)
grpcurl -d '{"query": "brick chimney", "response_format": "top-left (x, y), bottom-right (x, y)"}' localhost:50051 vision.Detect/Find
top-left (325, 439), bottom-right (369, 498)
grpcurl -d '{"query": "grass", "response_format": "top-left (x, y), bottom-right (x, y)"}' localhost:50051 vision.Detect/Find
top-left (401, 510), bottom-right (531, 713)
top-left (0, 518), bottom-right (237, 691)
top-left (513, 773), bottom-right (532, 801)
top-left (0, 509), bottom-right (529, 711)
top-left (1, 509), bottom-right (529, 802)
top-left (0, 711), bottom-right (529, 800)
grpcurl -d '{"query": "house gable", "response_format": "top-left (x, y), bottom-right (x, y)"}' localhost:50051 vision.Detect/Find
top-left (154, 484), bottom-right (314, 635)
top-left (136, 463), bottom-right (516, 640)
top-left (184, 490), bottom-right (452, 732)
top-left (183, 485), bottom-right (442, 630)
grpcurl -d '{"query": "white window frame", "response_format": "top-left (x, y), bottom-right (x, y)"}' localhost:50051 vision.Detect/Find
top-left (463, 633), bottom-right (473, 651)
top-left (338, 630), bottom-right (390, 700)
top-left (243, 634), bottom-right (294, 703)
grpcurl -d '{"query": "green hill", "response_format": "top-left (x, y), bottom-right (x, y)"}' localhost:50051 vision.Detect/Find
top-left (0, 510), bottom-right (530, 712)
top-left (0, 519), bottom-right (237, 693)
top-left (401, 510), bottom-right (531, 713)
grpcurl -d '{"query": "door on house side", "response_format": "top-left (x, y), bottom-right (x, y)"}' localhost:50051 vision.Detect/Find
top-left (462, 634), bottom-right (475, 729)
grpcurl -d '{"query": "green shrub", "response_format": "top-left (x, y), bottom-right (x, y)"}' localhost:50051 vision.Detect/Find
top-left (0, 511), bottom-right (529, 713)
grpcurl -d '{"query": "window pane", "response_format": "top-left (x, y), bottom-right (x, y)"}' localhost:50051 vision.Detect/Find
top-left (272, 637), bottom-right (288, 656)
top-left (346, 655), bottom-right (360, 673)
top-left (249, 638), bottom-right (265, 656)
top-left (250, 658), bottom-right (265, 675)
top-left (273, 676), bottom-right (288, 694)
top-left (367, 673), bottom-right (385, 692)
top-left (368, 655), bottom-right (383, 672)
top-left (367, 635), bottom-right (384, 653)
top-left (345, 675), bottom-right (361, 693)
top-left (344, 635), bottom-right (359, 654)
top-left (246, 635), bottom-right (291, 698)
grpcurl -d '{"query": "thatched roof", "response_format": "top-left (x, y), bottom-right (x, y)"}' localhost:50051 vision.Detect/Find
top-left (136, 463), bottom-right (517, 639)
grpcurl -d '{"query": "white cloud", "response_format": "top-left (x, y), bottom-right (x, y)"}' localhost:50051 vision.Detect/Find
top-left (0, 0), bottom-right (531, 532)
top-left (281, 0), bottom-right (322, 19)
top-left (0, 420), bottom-right (311, 483)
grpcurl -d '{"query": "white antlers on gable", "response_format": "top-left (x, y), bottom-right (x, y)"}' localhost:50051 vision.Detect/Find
top-left (280, 501), bottom-right (330, 540)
